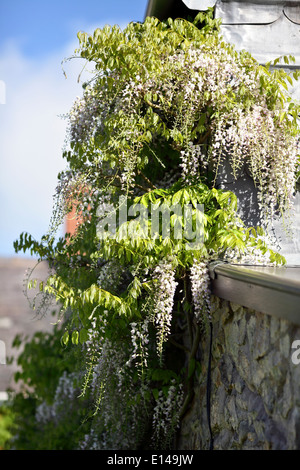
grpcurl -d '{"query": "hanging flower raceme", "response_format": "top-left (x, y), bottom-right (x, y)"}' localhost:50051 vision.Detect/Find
top-left (126, 318), bottom-right (150, 372)
top-left (190, 259), bottom-right (211, 323)
top-left (210, 104), bottom-right (300, 220)
top-left (152, 260), bottom-right (178, 361)
top-left (68, 86), bottom-right (102, 144)
top-left (151, 379), bottom-right (184, 449)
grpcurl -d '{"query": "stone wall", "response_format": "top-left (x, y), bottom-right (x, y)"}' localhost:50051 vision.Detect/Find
top-left (177, 296), bottom-right (300, 450)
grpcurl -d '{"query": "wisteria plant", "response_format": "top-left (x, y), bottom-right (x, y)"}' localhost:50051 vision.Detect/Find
top-left (11, 11), bottom-right (299, 450)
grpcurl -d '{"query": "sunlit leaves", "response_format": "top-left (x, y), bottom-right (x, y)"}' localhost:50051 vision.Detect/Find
top-left (10, 11), bottom-right (296, 450)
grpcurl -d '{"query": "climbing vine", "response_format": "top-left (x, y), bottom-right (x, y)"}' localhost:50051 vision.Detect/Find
top-left (10, 11), bottom-right (299, 450)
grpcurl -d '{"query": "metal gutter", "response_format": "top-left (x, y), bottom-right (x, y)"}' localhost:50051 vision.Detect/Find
top-left (145, 0), bottom-right (175, 19)
top-left (209, 263), bottom-right (300, 325)
top-left (145, 0), bottom-right (199, 20)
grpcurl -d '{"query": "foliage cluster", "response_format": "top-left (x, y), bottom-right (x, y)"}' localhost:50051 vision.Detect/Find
top-left (8, 11), bottom-right (299, 449)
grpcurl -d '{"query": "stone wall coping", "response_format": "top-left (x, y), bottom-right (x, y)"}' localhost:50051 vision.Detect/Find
top-left (209, 263), bottom-right (300, 325)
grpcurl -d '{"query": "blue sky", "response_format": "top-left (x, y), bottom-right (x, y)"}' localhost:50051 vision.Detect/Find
top-left (0, 0), bottom-right (149, 257)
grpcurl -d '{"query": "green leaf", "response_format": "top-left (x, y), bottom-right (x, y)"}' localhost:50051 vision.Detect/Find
top-left (172, 190), bottom-right (183, 205)
top-left (61, 331), bottom-right (69, 346)
top-left (79, 328), bottom-right (89, 344)
top-left (72, 330), bottom-right (79, 345)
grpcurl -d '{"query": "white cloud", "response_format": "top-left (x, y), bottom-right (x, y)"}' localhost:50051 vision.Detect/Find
top-left (0, 20), bottom-right (131, 257)
top-left (0, 37), bottom-right (91, 256)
